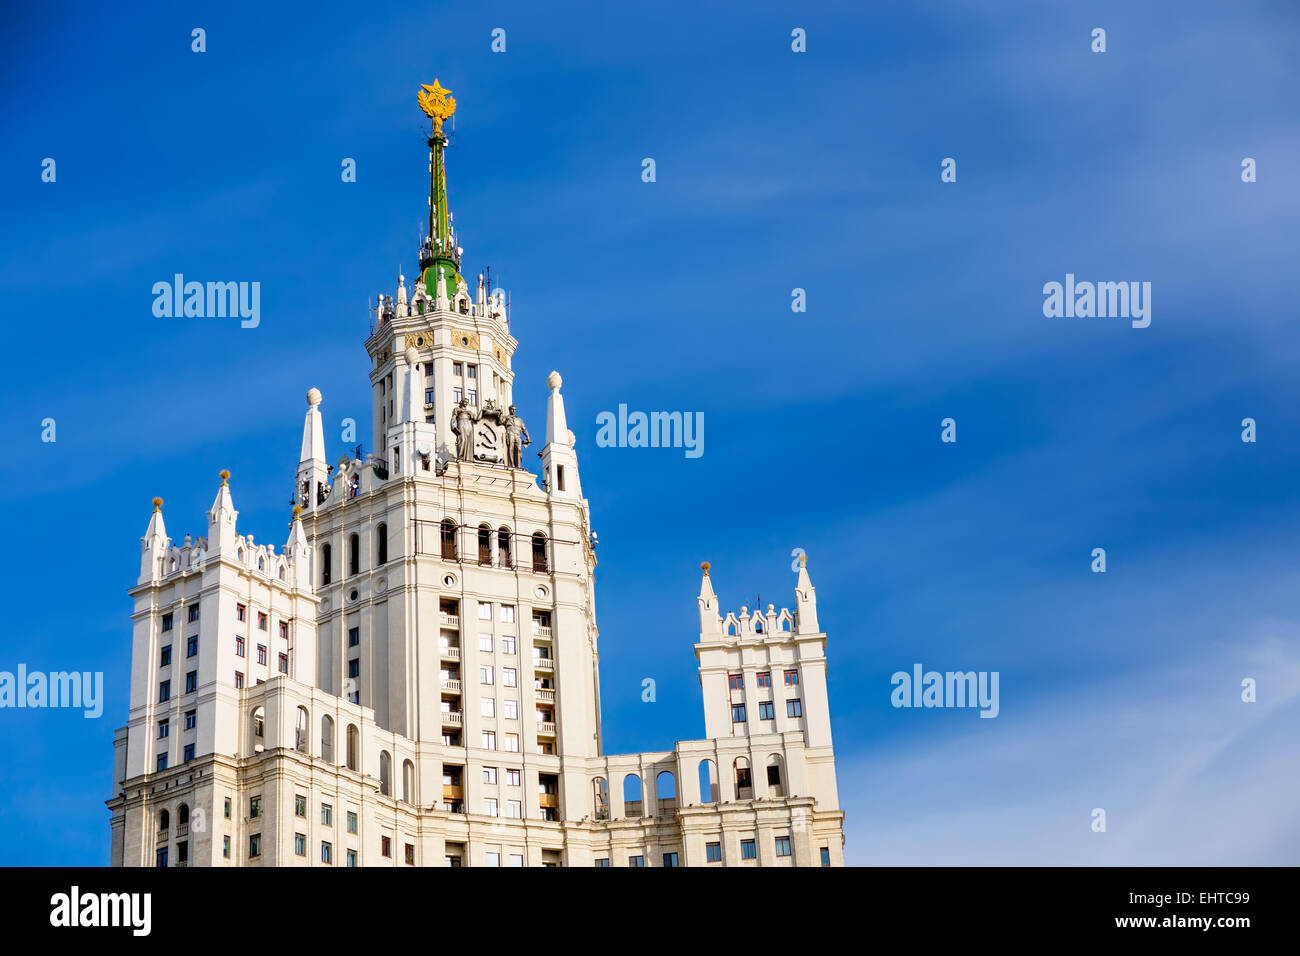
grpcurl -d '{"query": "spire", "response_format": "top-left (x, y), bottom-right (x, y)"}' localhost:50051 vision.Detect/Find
top-left (139, 496), bottom-right (170, 582)
top-left (541, 371), bottom-right (582, 499)
top-left (794, 552), bottom-right (820, 634)
top-left (545, 371), bottom-right (568, 444)
top-left (297, 388), bottom-right (330, 512)
top-left (417, 79), bottom-right (462, 302)
top-left (207, 469), bottom-right (239, 554)
top-left (698, 561), bottom-right (721, 637)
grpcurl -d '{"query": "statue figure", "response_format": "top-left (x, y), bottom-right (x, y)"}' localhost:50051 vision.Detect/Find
top-left (450, 398), bottom-right (478, 460)
top-left (502, 404), bottom-right (531, 469)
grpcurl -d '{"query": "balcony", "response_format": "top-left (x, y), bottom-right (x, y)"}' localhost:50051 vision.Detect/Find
top-left (157, 830), bottom-right (168, 842)
top-left (538, 792), bottom-right (559, 810)
top-left (441, 614), bottom-right (460, 628)
top-left (440, 645), bottom-right (461, 660)
top-left (531, 624), bottom-right (553, 639)
top-left (537, 721), bottom-right (556, 736)
top-left (533, 657), bottom-right (554, 672)
top-left (441, 679), bottom-right (462, 692)
top-left (176, 824), bottom-right (189, 837)
top-left (442, 784), bottom-right (464, 801)
top-left (535, 689), bottom-right (555, 703)
top-left (441, 710), bottom-right (463, 726)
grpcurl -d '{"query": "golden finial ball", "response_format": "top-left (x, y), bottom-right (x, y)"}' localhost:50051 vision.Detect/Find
top-left (799, 552), bottom-right (808, 566)
top-left (152, 497), bottom-right (163, 511)
top-left (292, 505), bottom-right (303, 518)
top-left (701, 561), bottom-right (710, 574)
top-left (220, 469), bottom-right (230, 483)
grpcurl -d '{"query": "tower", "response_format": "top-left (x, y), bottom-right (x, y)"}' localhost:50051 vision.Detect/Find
top-left (107, 82), bottom-right (843, 868)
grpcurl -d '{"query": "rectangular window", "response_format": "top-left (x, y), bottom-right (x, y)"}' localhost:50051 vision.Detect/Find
top-left (662, 852), bottom-right (679, 867)
top-left (348, 627), bottom-right (360, 647)
top-left (502, 667), bottom-right (517, 688)
top-left (278, 653), bottom-right (288, 674)
top-left (759, 700), bottom-right (775, 720)
top-left (234, 671), bottom-right (244, 688)
top-left (787, 698), bottom-right (803, 718)
top-left (756, 671), bottom-right (772, 688)
top-left (453, 386), bottom-right (463, 403)
top-left (295, 794), bottom-right (307, 817)
top-left (321, 842), bottom-right (333, 865)
top-left (506, 800), bottom-right (522, 818)
top-left (468, 389), bottom-right (477, 406)
top-left (784, 669), bottom-right (799, 686)
top-left (595, 858), bottom-right (610, 867)
top-left (158, 680), bottom-right (170, 702)
top-left (467, 365), bottom-right (477, 380)
top-left (183, 710), bottom-right (196, 730)
top-left (478, 602), bottom-right (493, 620)
top-left (481, 697), bottom-right (495, 717)
top-left (741, 839), bottom-right (757, 859)
top-left (186, 635), bottom-right (198, 657)
top-left (257, 612), bottom-right (268, 630)
top-left (405, 844), bottom-right (415, 865)
top-left (482, 731), bottom-right (496, 750)
top-left (500, 605), bottom-right (515, 624)
top-left (706, 842), bottom-right (722, 862)
top-left (249, 796), bottom-right (261, 818)
top-left (483, 798), bottom-right (498, 816)
top-left (502, 699), bottom-right (518, 720)
top-left (485, 851), bottom-right (500, 867)
top-left (501, 636), bottom-right (516, 655)
top-left (187, 604), bottom-right (200, 623)
top-left (156, 753), bottom-right (167, 771)
top-left (728, 673), bottom-right (744, 690)
top-left (235, 636), bottom-right (245, 657)
top-left (347, 811), bottom-right (358, 834)
top-left (775, 836), bottom-right (792, 857)
top-left (820, 846), bottom-right (831, 866)
top-left (321, 803), bottom-right (333, 826)
top-left (294, 833), bottom-right (306, 856)
top-left (508, 853), bottom-right (523, 867)
top-left (504, 733), bottom-right (519, 753)
top-left (425, 388), bottom-right (435, 405)
top-left (483, 767), bottom-right (498, 784)
top-left (185, 671), bottom-right (197, 694)
top-left (506, 769), bottom-right (520, 787)
top-left (479, 633), bottom-right (494, 652)
top-left (157, 719), bottom-right (169, 739)
top-left (381, 836), bottom-right (392, 857)
top-left (348, 658), bottom-right (360, 679)
top-left (347, 850), bottom-right (357, 867)
top-left (222, 835), bottom-right (230, 859)
top-left (248, 834), bottom-right (261, 858)
top-left (480, 665), bottom-right (494, 685)
top-left (732, 704), bottom-right (746, 723)
top-left (237, 604), bottom-right (246, 622)
top-left (183, 743), bottom-right (195, 762)
top-left (628, 855), bottom-right (644, 868)
top-left (257, 645), bottom-right (267, 665)
top-left (452, 362), bottom-right (463, 376)
top-left (159, 645), bottom-right (172, 668)
top-left (224, 798), bottom-right (231, 819)
top-left (161, 612), bottom-right (173, 632)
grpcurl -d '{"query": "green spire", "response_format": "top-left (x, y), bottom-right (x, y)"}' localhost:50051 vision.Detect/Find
top-left (417, 80), bottom-right (463, 301)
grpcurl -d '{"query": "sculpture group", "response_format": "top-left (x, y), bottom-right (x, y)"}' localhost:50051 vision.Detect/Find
top-left (451, 399), bottom-right (530, 467)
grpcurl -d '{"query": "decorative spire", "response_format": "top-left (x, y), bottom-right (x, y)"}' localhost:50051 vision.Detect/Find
top-left (207, 469), bottom-right (238, 554)
top-left (140, 497), bottom-right (170, 582)
top-left (794, 553), bottom-right (819, 634)
top-left (698, 561), bottom-right (720, 636)
top-left (417, 79), bottom-right (462, 301)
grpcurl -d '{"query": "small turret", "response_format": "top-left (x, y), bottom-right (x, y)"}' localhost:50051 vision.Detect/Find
top-left (207, 470), bottom-right (238, 556)
top-left (698, 561), bottom-right (721, 637)
top-left (794, 552), bottom-right (820, 634)
top-left (139, 496), bottom-right (170, 583)
top-left (540, 371), bottom-right (582, 499)
top-left (297, 388), bottom-right (329, 511)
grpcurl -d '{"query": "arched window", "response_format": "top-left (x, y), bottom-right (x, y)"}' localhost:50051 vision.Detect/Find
top-left (251, 706), bottom-right (265, 748)
top-left (440, 519), bottom-right (457, 560)
top-left (497, 527), bottom-right (511, 569)
top-left (734, 757), bottom-right (753, 799)
top-left (376, 523), bottom-right (388, 565)
top-left (295, 706), bottom-right (309, 753)
top-left (592, 777), bottom-right (609, 820)
top-left (623, 773), bottom-right (643, 817)
top-left (321, 715), bottom-right (334, 763)
top-left (178, 803), bottom-right (189, 826)
top-left (379, 751), bottom-right (392, 796)
top-left (531, 532), bottom-right (547, 573)
top-left (346, 724), bottom-right (359, 771)
top-left (655, 770), bottom-right (677, 814)
top-left (321, 542), bottom-right (332, 585)
top-left (158, 809), bottom-right (170, 832)
top-left (402, 759), bottom-right (415, 804)
top-left (348, 533), bottom-right (360, 576)
top-left (698, 758), bottom-right (718, 804)
top-left (766, 754), bottom-right (786, 797)
top-left (478, 524), bottom-right (492, 565)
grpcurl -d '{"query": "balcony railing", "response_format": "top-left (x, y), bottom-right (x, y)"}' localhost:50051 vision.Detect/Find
top-left (441, 679), bottom-right (462, 692)
top-left (441, 711), bottom-right (463, 726)
top-left (441, 613), bottom-right (460, 628)
top-left (440, 645), bottom-right (461, 660)
top-left (532, 624), bottom-right (553, 639)
top-left (157, 829), bottom-right (168, 842)
top-left (176, 824), bottom-right (189, 837)
top-left (533, 657), bottom-right (554, 671)
top-left (535, 689), bottom-right (555, 703)
top-left (536, 721), bottom-right (556, 735)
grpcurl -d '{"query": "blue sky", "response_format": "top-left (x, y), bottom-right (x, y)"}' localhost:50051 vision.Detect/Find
top-left (1, 0), bottom-right (1299, 864)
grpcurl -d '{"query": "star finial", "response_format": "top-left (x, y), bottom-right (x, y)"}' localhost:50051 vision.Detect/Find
top-left (417, 79), bottom-right (457, 136)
